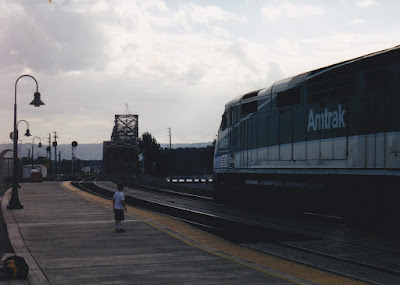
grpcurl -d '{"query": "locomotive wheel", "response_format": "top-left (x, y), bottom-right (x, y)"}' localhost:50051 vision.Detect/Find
top-left (225, 175), bottom-right (243, 205)
top-left (213, 174), bottom-right (227, 202)
top-left (342, 177), bottom-right (383, 226)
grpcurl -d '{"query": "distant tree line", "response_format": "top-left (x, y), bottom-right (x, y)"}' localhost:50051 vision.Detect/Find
top-left (138, 132), bottom-right (215, 177)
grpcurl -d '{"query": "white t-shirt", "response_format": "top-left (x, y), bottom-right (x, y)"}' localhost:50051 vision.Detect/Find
top-left (113, 191), bottom-right (125, 210)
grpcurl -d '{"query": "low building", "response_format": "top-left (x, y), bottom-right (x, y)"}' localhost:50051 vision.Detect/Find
top-left (22, 164), bottom-right (48, 179)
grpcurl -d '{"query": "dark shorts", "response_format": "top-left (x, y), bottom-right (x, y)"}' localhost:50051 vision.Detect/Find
top-left (114, 209), bottom-right (124, 221)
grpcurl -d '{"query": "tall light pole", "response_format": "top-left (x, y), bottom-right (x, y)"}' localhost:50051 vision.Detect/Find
top-left (71, 141), bottom-right (78, 179)
top-left (168, 127), bottom-right (172, 150)
top-left (31, 136), bottom-right (42, 169)
top-left (8, 75), bottom-right (45, 210)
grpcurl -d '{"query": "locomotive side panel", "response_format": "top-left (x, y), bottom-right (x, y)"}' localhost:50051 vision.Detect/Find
top-left (387, 132), bottom-right (400, 168)
top-left (214, 46), bottom-right (400, 173)
top-left (305, 104), bottom-right (321, 161)
top-left (268, 111), bottom-right (280, 161)
top-left (293, 107), bottom-right (307, 161)
top-left (386, 85), bottom-right (400, 168)
top-left (279, 109), bottom-right (293, 161)
top-left (213, 45), bottom-right (400, 223)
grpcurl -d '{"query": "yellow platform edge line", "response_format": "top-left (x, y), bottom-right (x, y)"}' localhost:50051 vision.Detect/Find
top-left (60, 181), bottom-right (366, 285)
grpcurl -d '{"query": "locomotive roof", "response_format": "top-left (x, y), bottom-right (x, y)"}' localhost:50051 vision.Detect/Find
top-left (225, 44), bottom-right (400, 107)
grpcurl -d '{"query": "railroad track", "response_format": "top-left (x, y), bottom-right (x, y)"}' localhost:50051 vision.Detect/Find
top-left (124, 179), bottom-right (214, 203)
top-left (75, 176), bottom-right (308, 241)
top-left (72, 176), bottom-right (400, 284)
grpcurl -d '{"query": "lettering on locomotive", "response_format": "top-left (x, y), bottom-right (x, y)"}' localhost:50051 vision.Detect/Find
top-left (307, 104), bottom-right (346, 132)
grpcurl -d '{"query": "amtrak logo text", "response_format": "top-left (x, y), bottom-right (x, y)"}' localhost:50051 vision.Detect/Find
top-left (307, 104), bottom-right (346, 132)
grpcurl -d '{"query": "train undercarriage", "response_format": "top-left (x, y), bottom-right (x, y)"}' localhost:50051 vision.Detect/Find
top-left (213, 171), bottom-right (400, 226)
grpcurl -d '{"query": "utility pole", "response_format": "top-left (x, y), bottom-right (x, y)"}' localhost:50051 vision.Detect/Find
top-left (168, 127), bottom-right (172, 179)
top-left (46, 133), bottom-right (51, 173)
top-left (58, 151), bottom-right (61, 174)
top-left (53, 131), bottom-right (58, 175)
top-left (48, 133), bottom-right (51, 160)
top-left (168, 127), bottom-right (172, 150)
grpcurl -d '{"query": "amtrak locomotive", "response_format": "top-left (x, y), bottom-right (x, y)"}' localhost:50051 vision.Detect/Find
top-left (213, 45), bottom-right (400, 223)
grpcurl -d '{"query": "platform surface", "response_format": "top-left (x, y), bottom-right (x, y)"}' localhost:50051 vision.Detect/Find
top-left (1, 182), bottom-right (366, 285)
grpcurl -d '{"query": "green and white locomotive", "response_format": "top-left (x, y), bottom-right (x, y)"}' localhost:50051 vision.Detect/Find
top-left (214, 45), bottom-right (400, 223)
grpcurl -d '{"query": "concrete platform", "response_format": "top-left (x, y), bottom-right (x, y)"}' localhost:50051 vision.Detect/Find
top-left (1, 182), bottom-right (365, 284)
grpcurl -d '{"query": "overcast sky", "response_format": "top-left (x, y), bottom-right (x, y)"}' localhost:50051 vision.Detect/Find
top-left (0, 0), bottom-right (398, 146)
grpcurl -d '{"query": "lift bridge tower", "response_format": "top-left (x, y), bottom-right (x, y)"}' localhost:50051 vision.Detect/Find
top-left (103, 114), bottom-right (139, 173)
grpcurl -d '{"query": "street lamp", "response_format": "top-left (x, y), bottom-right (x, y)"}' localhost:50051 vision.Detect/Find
top-left (32, 136), bottom-right (42, 169)
top-left (17, 120), bottom-right (32, 137)
top-left (9, 120), bottom-right (32, 189)
top-left (10, 120), bottom-right (32, 140)
top-left (71, 141), bottom-right (78, 179)
top-left (8, 75), bottom-right (45, 210)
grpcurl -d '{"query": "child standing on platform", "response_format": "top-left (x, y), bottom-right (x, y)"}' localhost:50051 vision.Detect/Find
top-left (113, 183), bottom-right (127, 232)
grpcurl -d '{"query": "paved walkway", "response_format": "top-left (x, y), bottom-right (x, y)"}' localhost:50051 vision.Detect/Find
top-left (2, 182), bottom-right (370, 285)
top-left (1, 182), bottom-right (297, 285)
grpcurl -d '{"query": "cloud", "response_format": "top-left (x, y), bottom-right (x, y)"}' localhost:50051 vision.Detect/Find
top-left (261, 2), bottom-right (324, 21)
top-left (139, 0), bottom-right (169, 12)
top-left (213, 26), bottom-right (231, 38)
top-left (149, 3), bottom-right (244, 31)
top-left (68, 0), bottom-right (109, 14)
top-left (293, 32), bottom-right (398, 73)
top-left (350, 18), bottom-right (365, 25)
top-left (354, 0), bottom-right (380, 8)
top-left (179, 3), bottom-right (243, 25)
top-left (0, 0), bottom-right (247, 88)
top-left (0, 1), bottom-right (108, 74)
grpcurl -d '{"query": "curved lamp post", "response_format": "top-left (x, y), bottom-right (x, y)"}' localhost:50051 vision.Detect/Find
top-left (8, 75), bottom-right (45, 210)
top-left (16, 119), bottom-right (32, 138)
top-left (31, 136), bottom-right (42, 169)
top-left (10, 120), bottom-right (31, 140)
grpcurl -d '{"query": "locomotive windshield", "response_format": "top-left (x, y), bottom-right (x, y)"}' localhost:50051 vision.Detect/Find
top-left (220, 113), bottom-right (227, 130)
